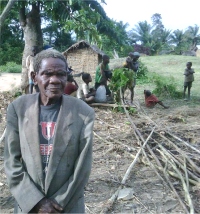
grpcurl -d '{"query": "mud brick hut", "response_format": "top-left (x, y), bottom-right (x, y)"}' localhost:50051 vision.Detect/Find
top-left (63, 40), bottom-right (105, 74)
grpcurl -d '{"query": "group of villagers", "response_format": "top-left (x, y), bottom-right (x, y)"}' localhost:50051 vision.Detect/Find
top-left (26, 47), bottom-right (195, 108)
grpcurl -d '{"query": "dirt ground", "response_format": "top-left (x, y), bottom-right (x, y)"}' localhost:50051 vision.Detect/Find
top-left (0, 73), bottom-right (21, 92)
top-left (0, 73), bottom-right (200, 213)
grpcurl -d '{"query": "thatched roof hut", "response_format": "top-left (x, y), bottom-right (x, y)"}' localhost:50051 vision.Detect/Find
top-left (63, 40), bottom-right (105, 74)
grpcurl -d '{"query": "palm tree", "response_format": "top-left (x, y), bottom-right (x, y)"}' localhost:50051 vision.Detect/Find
top-left (170, 29), bottom-right (188, 54)
top-left (185, 25), bottom-right (200, 51)
top-left (130, 21), bottom-right (153, 45)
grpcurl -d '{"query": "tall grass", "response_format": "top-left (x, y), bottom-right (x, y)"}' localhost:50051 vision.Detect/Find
top-left (110, 55), bottom-right (200, 98)
top-left (140, 55), bottom-right (200, 97)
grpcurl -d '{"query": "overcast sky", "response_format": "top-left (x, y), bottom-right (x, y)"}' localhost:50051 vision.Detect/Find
top-left (102, 0), bottom-right (199, 31)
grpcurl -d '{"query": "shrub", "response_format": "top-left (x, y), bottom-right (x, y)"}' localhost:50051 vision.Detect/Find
top-left (137, 60), bottom-right (148, 79)
top-left (0, 44), bottom-right (23, 65)
top-left (151, 73), bottom-right (182, 98)
top-left (0, 62), bottom-right (22, 73)
top-left (109, 61), bottom-right (149, 102)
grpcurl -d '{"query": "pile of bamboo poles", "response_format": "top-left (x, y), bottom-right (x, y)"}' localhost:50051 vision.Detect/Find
top-left (99, 88), bottom-right (200, 214)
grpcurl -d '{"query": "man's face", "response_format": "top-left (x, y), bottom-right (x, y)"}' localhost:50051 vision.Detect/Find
top-left (35, 57), bottom-right (67, 105)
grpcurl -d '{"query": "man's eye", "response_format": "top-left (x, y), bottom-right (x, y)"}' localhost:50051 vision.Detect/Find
top-left (43, 71), bottom-right (51, 76)
top-left (58, 72), bottom-right (67, 76)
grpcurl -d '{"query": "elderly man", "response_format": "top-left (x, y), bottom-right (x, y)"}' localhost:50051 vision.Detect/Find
top-left (4, 49), bottom-right (95, 213)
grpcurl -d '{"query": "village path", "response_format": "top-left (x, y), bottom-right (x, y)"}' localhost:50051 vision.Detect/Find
top-left (0, 73), bottom-right (21, 92)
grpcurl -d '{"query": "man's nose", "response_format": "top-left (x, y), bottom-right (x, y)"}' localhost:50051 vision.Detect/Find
top-left (49, 75), bottom-right (61, 84)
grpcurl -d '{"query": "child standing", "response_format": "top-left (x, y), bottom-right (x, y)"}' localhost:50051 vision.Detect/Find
top-left (95, 55), bottom-right (112, 96)
top-left (183, 62), bottom-right (195, 101)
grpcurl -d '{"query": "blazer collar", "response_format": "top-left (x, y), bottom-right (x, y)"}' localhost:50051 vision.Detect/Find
top-left (24, 93), bottom-right (44, 188)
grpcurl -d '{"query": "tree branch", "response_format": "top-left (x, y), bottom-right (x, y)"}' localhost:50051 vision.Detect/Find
top-left (0, 0), bottom-right (17, 28)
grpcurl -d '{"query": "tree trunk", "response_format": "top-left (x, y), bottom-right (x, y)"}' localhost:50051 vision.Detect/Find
top-left (0, 0), bottom-right (17, 28)
top-left (20, 3), bottom-right (43, 92)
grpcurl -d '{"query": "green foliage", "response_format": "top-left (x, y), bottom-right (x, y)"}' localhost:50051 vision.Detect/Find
top-left (100, 21), bottom-right (131, 57)
top-left (137, 60), bottom-right (149, 79)
top-left (110, 68), bottom-right (132, 91)
top-left (0, 45), bottom-right (23, 65)
top-left (128, 14), bottom-right (198, 56)
top-left (109, 61), bottom-right (149, 102)
top-left (14, 91), bottom-right (22, 97)
top-left (0, 62), bottom-right (22, 73)
top-left (0, 7), bottom-right (24, 65)
top-left (112, 104), bottom-right (137, 115)
top-left (109, 68), bottom-right (133, 103)
top-left (150, 73), bottom-right (182, 98)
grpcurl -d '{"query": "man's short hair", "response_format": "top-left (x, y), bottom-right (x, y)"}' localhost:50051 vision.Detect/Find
top-left (82, 72), bottom-right (91, 81)
top-left (33, 49), bottom-right (68, 73)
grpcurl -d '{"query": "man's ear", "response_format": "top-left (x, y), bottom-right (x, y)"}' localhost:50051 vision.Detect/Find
top-left (31, 71), bottom-right (37, 85)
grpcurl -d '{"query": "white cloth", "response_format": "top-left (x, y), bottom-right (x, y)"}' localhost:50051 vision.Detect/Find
top-left (94, 85), bottom-right (107, 103)
top-left (77, 83), bottom-right (90, 99)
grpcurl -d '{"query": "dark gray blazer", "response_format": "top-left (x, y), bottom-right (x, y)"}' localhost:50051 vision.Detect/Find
top-left (4, 93), bottom-right (95, 213)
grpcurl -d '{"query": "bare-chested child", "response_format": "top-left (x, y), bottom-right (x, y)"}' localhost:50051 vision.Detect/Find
top-left (183, 62), bottom-right (195, 101)
top-left (77, 73), bottom-right (96, 104)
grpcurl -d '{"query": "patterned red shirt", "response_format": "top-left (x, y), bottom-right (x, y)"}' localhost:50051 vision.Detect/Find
top-left (145, 94), bottom-right (159, 107)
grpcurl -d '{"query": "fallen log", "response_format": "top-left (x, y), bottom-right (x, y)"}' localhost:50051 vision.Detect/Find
top-left (89, 103), bottom-right (135, 108)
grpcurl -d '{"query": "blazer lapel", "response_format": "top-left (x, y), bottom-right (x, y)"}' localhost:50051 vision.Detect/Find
top-left (45, 96), bottom-right (74, 192)
top-left (24, 94), bottom-right (44, 189)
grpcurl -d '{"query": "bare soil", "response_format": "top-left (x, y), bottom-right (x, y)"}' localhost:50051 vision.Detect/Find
top-left (0, 73), bottom-right (200, 213)
top-left (0, 73), bottom-right (21, 92)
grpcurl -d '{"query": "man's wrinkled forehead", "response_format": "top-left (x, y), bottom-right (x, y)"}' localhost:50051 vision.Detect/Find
top-left (38, 57), bottom-right (68, 72)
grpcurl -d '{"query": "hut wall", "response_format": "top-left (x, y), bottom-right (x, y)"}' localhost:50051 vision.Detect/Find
top-left (66, 48), bottom-right (100, 74)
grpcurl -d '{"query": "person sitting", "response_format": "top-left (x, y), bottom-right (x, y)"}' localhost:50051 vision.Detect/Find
top-left (77, 73), bottom-right (96, 104)
top-left (64, 74), bottom-right (78, 97)
top-left (95, 55), bottom-right (112, 96)
top-left (144, 90), bottom-right (169, 109)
